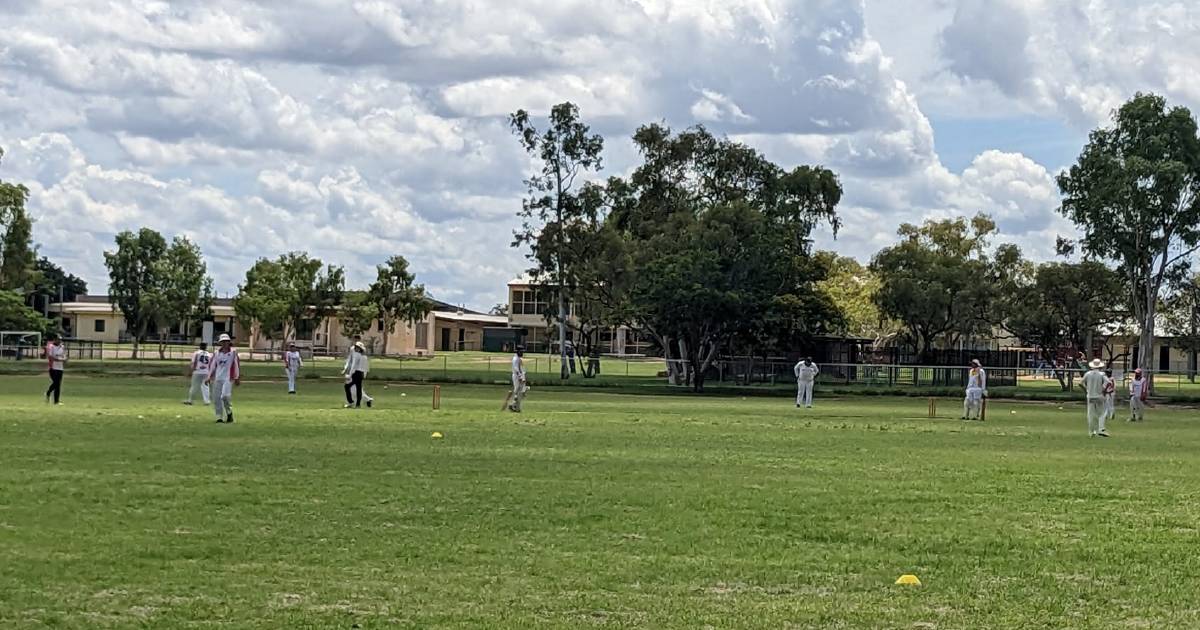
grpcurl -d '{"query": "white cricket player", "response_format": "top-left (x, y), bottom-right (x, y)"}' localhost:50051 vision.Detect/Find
top-left (205, 333), bottom-right (240, 423)
top-left (1082, 358), bottom-right (1110, 437)
top-left (1129, 368), bottom-right (1148, 422)
top-left (184, 342), bottom-right (212, 405)
top-left (962, 359), bottom-right (987, 420)
top-left (344, 335), bottom-right (373, 408)
top-left (793, 357), bottom-right (819, 408)
top-left (509, 346), bottom-right (528, 412)
top-left (343, 341), bottom-right (370, 408)
top-left (283, 342), bottom-right (303, 395)
top-left (1101, 369), bottom-right (1116, 425)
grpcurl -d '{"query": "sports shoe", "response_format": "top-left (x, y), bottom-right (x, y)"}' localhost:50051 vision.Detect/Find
top-left (366, 399), bottom-right (373, 408)
top-left (1098, 430), bottom-right (1110, 437)
top-left (216, 418), bottom-right (224, 423)
top-left (344, 403), bottom-right (354, 409)
top-left (183, 401), bottom-right (193, 406)
top-left (226, 413), bottom-right (234, 423)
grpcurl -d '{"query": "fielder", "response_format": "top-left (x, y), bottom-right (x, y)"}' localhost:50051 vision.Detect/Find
top-left (45, 336), bottom-right (67, 405)
top-left (283, 342), bottom-right (302, 394)
top-left (343, 341), bottom-right (370, 408)
top-left (962, 359), bottom-right (987, 420)
top-left (1102, 369), bottom-right (1116, 425)
top-left (344, 335), bottom-right (373, 408)
top-left (184, 342), bottom-right (212, 405)
top-left (1082, 358), bottom-right (1109, 437)
top-left (1129, 368), bottom-right (1149, 422)
top-left (206, 334), bottom-right (240, 424)
top-left (793, 357), bottom-right (819, 408)
top-left (509, 346), bottom-right (528, 412)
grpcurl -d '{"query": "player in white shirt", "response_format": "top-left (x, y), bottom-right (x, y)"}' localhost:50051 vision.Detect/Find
top-left (205, 334), bottom-right (240, 423)
top-left (184, 342), bottom-right (212, 405)
top-left (508, 346), bottom-right (528, 412)
top-left (45, 336), bottom-right (67, 405)
top-left (343, 341), bottom-right (370, 408)
top-left (793, 357), bottom-right (819, 408)
top-left (962, 359), bottom-right (987, 420)
top-left (283, 342), bottom-right (303, 394)
top-left (343, 335), bottom-right (373, 407)
top-left (1082, 359), bottom-right (1110, 437)
top-left (1128, 368), bottom-right (1148, 422)
top-left (1101, 369), bottom-right (1116, 425)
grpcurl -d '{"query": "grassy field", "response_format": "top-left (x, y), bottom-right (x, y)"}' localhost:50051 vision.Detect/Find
top-left (3, 374), bottom-right (1200, 628)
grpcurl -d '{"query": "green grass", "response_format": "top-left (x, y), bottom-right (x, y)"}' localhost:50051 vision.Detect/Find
top-left (3, 375), bottom-right (1200, 628)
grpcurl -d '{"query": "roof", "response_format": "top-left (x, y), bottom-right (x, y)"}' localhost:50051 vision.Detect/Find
top-left (507, 275), bottom-right (535, 287)
top-left (51, 300), bottom-right (235, 317)
top-left (432, 310), bottom-right (509, 325)
top-left (49, 302), bottom-right (120, 314)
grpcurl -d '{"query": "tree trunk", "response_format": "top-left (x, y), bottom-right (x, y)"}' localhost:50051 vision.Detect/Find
top-left (1140, 287), bottom-right (1156, 394)
top-left (381, 314), bottom-right (391, 357)
top-left (558, 289), bottom-right (568, 379)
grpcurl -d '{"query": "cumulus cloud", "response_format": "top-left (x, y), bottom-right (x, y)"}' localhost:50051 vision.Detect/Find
top-left (0, 0), bottom-right (1189, 308)
top-left (938, 0), bottom-right (1200, 125)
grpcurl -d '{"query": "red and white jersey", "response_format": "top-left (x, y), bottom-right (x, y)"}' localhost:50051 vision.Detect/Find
top-left (1130, 378), bottom-right (1148, 400)
top-left (283, 350), bottom-right (302, 371)
top-left (210, 348), bottom-right (240, 381)
top-left (191, 349), bottom-right (212, 374)
top-left (47, 344), bottom-right (66, 371)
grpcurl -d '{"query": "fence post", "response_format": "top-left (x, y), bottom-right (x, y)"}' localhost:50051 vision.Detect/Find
top-left (443, 355), bottom-right (448, 380)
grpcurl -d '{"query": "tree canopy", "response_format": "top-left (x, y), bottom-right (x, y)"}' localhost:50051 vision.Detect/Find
top-left (366, 255), bottom-right (430, 356)
top-left (872, 214), bottom-right (1019, 361)
top-left (1058, 92), bottom-right (1200, 379)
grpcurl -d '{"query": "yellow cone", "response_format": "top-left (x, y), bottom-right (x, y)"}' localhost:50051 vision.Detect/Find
top-left (895, 574), bottom-right (921, 586)
top-left (431, 432), bottom-right (444, 439)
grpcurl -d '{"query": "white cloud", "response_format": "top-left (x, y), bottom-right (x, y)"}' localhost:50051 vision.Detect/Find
top-left (0, 0), bottom-right (1194, 309)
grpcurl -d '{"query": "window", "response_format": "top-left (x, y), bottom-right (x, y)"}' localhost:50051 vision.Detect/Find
top-left (415, 323), bottom-right (429, 349)
top-left (512, 289), bottom-right (548, 316)
top-left (62, 318), bottom-right (72, 331)
top-left (377, 319), bottom-right (385, 332)
top-left (94, 319), bottom-right (106, 333)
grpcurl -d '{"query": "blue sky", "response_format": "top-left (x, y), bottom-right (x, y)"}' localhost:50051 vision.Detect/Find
top-left (1, 0), bottom-right (1197, 311)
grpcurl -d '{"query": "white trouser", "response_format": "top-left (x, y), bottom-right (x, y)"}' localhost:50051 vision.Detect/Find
top-left (1087, 397), bottom-right (1106, 434)
top-left (510, 375), bottom-right (526, 411)
top-left (796, 380), bottom-right (814, 407)
top-left (1103, 395), bottom-right (1114, 422)
top-left (211, 379), bottom-right (233, 418)
top-left (187, 372), bottom-right (210, 404)
top-left (964, 387), bottom-right (984, 419)
top-left (1130, 397), bottom-right (1145, 421)
top-left (286, 367), bottom-right (298, 392)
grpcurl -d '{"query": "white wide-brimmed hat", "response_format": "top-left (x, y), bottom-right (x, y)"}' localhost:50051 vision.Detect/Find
top-left (1089, 358), bottom-right (1105, 369)
top-left (354, 341), bottom-right (366, 350)
top-left (217, 333), bottom-right (232, 343)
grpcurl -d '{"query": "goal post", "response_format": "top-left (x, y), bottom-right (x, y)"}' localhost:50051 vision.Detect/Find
top-left (0, 331), bottom-right (44, 361)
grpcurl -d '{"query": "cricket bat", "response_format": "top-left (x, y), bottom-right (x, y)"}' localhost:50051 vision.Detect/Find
top-left (501, 390), bottom-right (513, 411)
top-left (980, 397), bottom-right (988, 422)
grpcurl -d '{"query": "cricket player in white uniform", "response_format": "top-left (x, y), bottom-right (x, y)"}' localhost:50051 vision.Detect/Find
top-left (184, 342), bottom-right (212, 405)
top-left (344, 335), bottom-right (373, 408)
top-left (1129, 368), bottom-right (1148, 422)
top-left (509, 346), bottom-right (528, 412)
top-left (793, 357), bottom-right (819, 408)
top-left (283, 342), bottom-right (302, 395)
top-left (1101, 369), bottom-right (1116, 425)
top-left (343, 341), bottom-right (370, 408)
top-left (1082, 359), bottom-right (1109, 437)
top-left (45, 336), bottom-right (67, 405)
top-left (206, 334), bottom-right (240, 423)
top-left (962, 359), bottom-right (987, 420)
